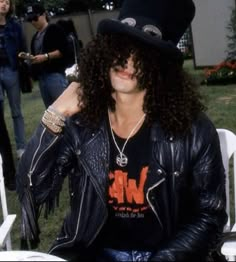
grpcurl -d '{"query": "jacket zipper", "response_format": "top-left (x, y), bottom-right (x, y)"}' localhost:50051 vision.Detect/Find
top-left (87, 213), bottom-right (108, 247)
top-left (146, 177), bottom-right (166, 229)
top-left (170, 137), bottom-right (175, 192)
top-left (49, 154), bottom-right (109, 252)
top-left (85, 168), bottom-right (108, 246)
top-left (50, 130), bottom-right (110, 252)
top-left (49, 172), bottom-right (88, 253)
top-left (27, 128), bottom-right (59, 186)
top-left (170, 136), bottom-right (178, 228)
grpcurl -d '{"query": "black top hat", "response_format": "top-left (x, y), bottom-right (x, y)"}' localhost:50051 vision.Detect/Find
top-left (97, 0), bottom-right (195, 60)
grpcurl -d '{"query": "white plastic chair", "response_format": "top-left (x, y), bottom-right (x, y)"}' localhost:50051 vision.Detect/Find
top-left (0, 154), bottom-right (16, 250)
top-left (217, 129), bottom-right (236, 261)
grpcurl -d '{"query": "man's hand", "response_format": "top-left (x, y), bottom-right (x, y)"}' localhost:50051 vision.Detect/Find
top-left (31, 54), bottom-right (48, 64)
top-left (18, 52), bottom-right (34, 61)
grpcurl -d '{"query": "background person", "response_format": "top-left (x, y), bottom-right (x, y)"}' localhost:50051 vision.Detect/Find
top-left (17, 0), bottom-right (227, 261)
top-left (0, 100), bottom-right (16, 191)
top-left (0, 0), bottom-right (27, 159)
top-left (56, 18), bottom-right (81, 69)
top-left (25, 3), bottom-right (68, 108)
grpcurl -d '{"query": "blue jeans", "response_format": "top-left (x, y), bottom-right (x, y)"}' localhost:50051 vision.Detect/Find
top-left (96, 249), bottom-right (153, 262)
top-left (52, 247), bottom-right (153, 262)
top-left (0, 66), bottom-right (25, 150)
top-left (38, 72), bottom-right (68, 108)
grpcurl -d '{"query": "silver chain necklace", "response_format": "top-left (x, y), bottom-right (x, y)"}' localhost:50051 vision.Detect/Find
top-left (108, 112), bottom-right (146, 167)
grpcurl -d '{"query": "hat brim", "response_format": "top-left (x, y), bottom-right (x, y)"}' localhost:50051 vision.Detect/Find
top-left (97, 19), bottom-right (183, 61)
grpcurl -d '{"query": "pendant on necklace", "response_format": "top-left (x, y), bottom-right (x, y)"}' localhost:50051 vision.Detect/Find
top-left (116, 153), bottom-right (128, 167)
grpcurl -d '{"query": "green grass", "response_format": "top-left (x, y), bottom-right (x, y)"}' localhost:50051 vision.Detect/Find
top-left (184, 60), bottom-right (236, 132)
top-left (3, 60), bottom-right (236, 252)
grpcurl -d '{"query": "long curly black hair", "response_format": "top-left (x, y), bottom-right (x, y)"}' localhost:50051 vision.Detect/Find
top-left (78, 34), bottom-right (206, 135)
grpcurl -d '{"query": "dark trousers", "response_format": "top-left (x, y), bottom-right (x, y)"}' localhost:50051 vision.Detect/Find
top-left (0, 102), bottom-right (15, 186)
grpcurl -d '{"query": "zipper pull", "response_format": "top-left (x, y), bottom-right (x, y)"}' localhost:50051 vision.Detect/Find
top-left (28, 171), bottom-right (33, 186)
top-left (173, 171), bottom-right (180, 177)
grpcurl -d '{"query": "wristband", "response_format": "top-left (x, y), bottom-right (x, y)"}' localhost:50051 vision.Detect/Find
top-left (44, 53), bottom-right (49, 61)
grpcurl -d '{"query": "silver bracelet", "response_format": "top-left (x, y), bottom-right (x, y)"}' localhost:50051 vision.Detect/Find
top-left (42, 119), bottom-right (63, 134)
top-left (41, 109), bottom-right (65, 134)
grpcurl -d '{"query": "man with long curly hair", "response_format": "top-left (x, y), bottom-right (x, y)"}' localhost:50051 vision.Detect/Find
top-left (17, 0), bottom-right (227, 261)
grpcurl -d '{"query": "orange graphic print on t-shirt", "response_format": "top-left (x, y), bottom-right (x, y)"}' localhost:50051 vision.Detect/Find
top-left (108, 166), bottom-right (149, 214)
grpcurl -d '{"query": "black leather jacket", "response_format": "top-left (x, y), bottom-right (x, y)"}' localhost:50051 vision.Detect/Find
top-left (16, 113), bottom-right (227, 261)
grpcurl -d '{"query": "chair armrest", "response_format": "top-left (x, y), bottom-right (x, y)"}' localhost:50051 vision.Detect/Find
top-left (0, 214), bottom-right (16, 248)
top-left (221, 224), bottom-right (236, 256)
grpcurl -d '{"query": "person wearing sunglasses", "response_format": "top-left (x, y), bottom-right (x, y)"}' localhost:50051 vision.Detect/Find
top-left (25, 3), bottom-right (69, 108)
top-left (27, 14), bottom-right (41, 23)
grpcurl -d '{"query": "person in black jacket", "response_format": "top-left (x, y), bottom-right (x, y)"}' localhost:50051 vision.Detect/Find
top-left (16, 0), bottom-right (227, 261)
top-left (0, 101), bottom-right (16, 191)
top-left (56, 18), bottom-right (81, 83)
top-left (56, 18), bottom-right (81, 68)
top-left (25, 3), bottom-right (68, 108)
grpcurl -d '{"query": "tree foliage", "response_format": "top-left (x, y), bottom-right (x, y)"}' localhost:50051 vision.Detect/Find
top-left (65, 0), bottom-right (122, 12)
top-left (14, 0), bottom-right (66, 16)
top-left (14, 0), bottom-right (122, 16)
top-left (226, 6), bottom-right (236, 60)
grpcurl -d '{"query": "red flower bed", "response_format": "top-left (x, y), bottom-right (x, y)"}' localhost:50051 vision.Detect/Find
top-left (202, 61), bottom-right (236, 85)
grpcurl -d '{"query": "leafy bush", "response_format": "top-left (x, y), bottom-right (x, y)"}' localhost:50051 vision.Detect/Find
top-left (226, 6), bottom-right (236, 60)
top-left (201, 6), bottom-right (236, 86)
top-left (201, 61), bottom-right (236, 85)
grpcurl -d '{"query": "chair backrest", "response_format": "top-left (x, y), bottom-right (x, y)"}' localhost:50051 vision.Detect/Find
top-left (0, 154), bottom-right (16, 250)
top-left (217, 128), bottom-right (236, 232)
